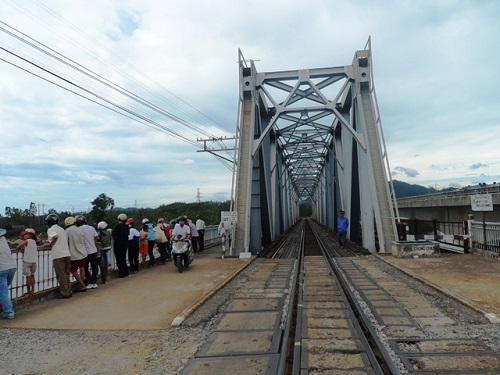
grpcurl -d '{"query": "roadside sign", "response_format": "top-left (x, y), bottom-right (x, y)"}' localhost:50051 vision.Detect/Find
top-left (470, 194), bottom-right (493, 211)
top-left (221, 211), bottom-right (237, 226)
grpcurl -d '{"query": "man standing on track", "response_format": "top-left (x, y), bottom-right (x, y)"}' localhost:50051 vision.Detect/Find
top-left (337, 210), bottom-right (349, 248)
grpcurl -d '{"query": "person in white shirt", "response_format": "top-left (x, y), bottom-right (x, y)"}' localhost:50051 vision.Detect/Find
top-left (43, 214), bottom-right (72, 299)
top-left (218, 222), bottom-right (227, 259)
top-left (188, 218), bottom-right (199, 253)
top-left (195, 216), bottom-right (206, 252)
top-left (127, 218), bottom-right (140, 273)
top-left (15, 228), bottom-right (39, 297)
top-left (65, 216), bottom-right (87, 292)
top-left (75, 215), bottom-right (99, 289)
top-left (172, 217), bottom-right (192, 239)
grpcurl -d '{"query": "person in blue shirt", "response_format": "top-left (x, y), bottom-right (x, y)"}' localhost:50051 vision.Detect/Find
top-left (142, 218), bottom-right (156, 267)
top-left (337, 210), bottom-right (349, 248)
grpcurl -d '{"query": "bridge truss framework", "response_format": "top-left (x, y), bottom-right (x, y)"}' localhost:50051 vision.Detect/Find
top-left (232, 39), bottom-right (398, 254)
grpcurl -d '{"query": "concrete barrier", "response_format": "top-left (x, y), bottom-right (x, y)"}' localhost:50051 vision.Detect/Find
top-left (391, 240), bottom-right (440, 258)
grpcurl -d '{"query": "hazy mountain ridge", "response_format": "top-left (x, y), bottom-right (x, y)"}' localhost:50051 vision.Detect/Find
top-left (393, 180), bottom-right (438, 198)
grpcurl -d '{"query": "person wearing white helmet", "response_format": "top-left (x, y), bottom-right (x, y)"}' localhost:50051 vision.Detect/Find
top-left (15, 228), bottom-right (39, 297)
top-left (126, 218), bottom-right (140, 273)
top-left (112, 213), bottom-right (129, 278)
top-left (142, 218), bottom-right (156, 267)
top-left (97, 221), bottom-right (112, 283)
top-left (154, 218), bottom-right (169, 264)
top-left (0, 228), bottom-right (16, 319)
top-left (75, 215), bottom-right (99, 290)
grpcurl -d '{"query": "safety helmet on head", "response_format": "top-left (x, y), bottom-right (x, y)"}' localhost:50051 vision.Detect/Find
top-left (157, 218), bottom-right (165, 223)
top-left (45, 213), bottom-right (59, 226)
top-left (126, 218), bottom-right (134, 225)
top-left (75, 215), bottom-right (86, 225)
top-left (20, 228), bottom-right (37, 240)
top-left (142, 218), bottom-right (149, 224)
top-left (64, 216), bottom-right (76, 227)
top-left (97, 221), bottom-right (108, 230)
top-left (117, 213), bottom-right (127, 221)
top-left (170, 218), bottom-right (177, 224)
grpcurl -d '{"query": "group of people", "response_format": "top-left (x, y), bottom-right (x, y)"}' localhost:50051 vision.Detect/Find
top-left (0, 212), bottom-right (207, 320)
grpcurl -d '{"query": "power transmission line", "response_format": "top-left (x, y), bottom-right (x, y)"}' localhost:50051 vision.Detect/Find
top-left (0, 19), bottom-right (235, 170)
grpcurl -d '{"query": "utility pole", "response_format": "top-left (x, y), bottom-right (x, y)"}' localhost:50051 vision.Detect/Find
top-left (196, 188), bottom-right (202, 203)
top-left (196, 136), bottom-right (237, 163)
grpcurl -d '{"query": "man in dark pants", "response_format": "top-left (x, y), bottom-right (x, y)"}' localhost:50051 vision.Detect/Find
top-left (196, 215), bottom-right (206, 252)
top-left (337, 210), bottom-right (349, 248)
top-left (112, 213), bottom-right (129, 278)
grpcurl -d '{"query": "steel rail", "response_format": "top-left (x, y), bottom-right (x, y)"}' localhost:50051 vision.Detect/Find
top-left (275, 221), bottom-right (304, 374)
top-left (309, 220), bottom-right (399, 375)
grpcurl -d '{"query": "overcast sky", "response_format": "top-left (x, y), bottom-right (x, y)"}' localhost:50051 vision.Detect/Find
top-left (1, 0), bottom-right (499, 214)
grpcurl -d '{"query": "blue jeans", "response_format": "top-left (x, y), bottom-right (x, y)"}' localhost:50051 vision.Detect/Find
top-left (0, 268), bottom-right (16, 319)
top-left (101, 249), bottom-right (109, 271)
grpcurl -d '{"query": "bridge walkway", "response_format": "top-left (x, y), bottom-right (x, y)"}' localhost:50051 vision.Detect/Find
top-left (3, 244), bottom-right (253, 331)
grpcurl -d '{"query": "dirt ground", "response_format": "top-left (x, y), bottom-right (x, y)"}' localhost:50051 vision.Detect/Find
top-left (378, 253), bottom-right (500, 316)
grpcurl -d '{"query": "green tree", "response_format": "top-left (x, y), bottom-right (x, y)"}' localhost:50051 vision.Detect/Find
top-left (89, 193), bottom-right (115, 224)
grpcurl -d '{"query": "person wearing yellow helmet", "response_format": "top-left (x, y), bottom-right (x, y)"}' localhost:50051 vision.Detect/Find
top-left (65, 216), bottom-right (87, 293)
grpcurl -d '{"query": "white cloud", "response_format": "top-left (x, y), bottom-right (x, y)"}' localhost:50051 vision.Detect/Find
top-left (1, 0), bottom-right (499, 212)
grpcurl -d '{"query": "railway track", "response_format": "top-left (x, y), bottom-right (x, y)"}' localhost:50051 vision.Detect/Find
top-left (182, 219), bottom-right (500, 374)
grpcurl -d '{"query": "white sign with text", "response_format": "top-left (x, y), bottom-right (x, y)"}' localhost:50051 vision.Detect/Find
top-left (220, 211), bottom-right (238, 226)
top-left (470, 194), bottom-right (493, 211)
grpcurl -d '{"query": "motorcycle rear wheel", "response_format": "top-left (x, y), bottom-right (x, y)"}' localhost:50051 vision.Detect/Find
top-left (177, 256), bottom-right (184, 273)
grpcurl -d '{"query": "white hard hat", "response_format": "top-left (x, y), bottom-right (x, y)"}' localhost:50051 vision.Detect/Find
top-left (97, 221), bottom-right (108, 230)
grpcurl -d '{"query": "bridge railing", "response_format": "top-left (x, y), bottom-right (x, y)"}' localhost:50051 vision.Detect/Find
top-left (398, 218), bottom-right (500, 256)
top-left (402, 219), bottom-right (467, 249)
top-left (8, 225), bottom-right (221, 300)
top-left (470, 220), bottom-right (500, 255)
top-left (397, 184), bottom-right (500, 204)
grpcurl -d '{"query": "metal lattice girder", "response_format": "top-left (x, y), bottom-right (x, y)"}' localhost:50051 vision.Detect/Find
top-left (233, 42), bottom-right (398, 254)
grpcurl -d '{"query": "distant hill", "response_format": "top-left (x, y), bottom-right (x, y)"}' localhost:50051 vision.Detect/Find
top-left (393, 180), bottom-right (438, 198)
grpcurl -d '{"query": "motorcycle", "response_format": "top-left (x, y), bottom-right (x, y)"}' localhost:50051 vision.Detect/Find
top-left (171, 234), bottom-right (194, 273)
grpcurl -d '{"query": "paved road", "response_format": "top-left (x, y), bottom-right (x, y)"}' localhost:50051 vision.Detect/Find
top-left (3, 247), bottom-right (253, 330)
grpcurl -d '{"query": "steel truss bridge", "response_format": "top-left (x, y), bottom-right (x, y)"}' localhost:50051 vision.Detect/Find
top-left (231, 39), bottom-right (398, 255)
